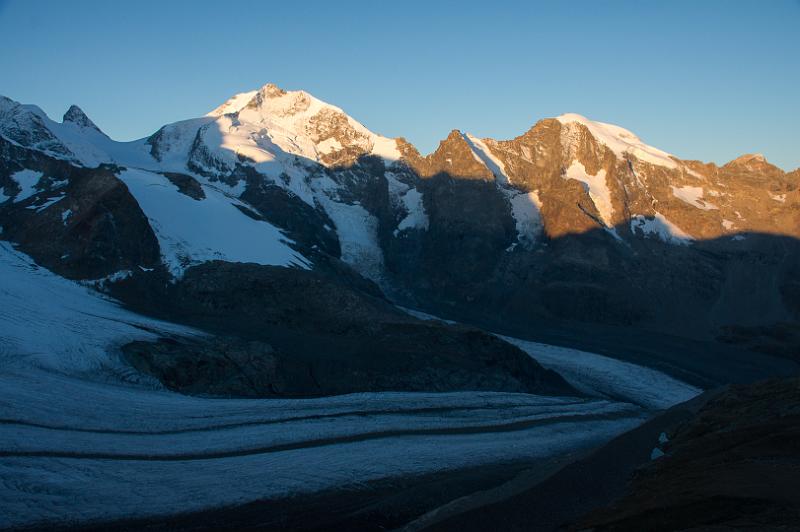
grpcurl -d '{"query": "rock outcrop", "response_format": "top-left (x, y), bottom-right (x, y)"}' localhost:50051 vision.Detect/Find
top-left (112, 262), bottom-right (576, 397)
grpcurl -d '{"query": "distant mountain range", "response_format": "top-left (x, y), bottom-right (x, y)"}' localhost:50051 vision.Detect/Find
top-left (1, 83), bottom-right (799, 394)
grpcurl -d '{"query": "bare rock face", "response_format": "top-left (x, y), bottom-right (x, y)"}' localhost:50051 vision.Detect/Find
top-left (0, 141), bottom-right (161, 279)
top-left (371, 115), bottom-right (800, 338)
top-left (389, 131), bottom-right (517, 294)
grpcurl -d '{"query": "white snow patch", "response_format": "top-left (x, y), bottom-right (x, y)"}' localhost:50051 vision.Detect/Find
top-left (316, 137), bottom-right (344, 154)
top-left (650, 447), bottom-right (665, 460)
top-left (395, 187), bottom-right (429, 235)
top-left (557, 114), bottom-right (678, 169)
top-left (630, 213), bottom-right (693, 245)
top-left (671, 185), bottom-right (717, 210)
top-left (769, 192), bottom-right (786, 203)
top-left (564, 161), bottom-right (614, 226)
top-left (398, 306), bottom-right (458, 324)
top-left (9, 169), bottom-right (43, 202)
top-left (117, 168), bottom-right (307, 275)
top-left (508, 190), bottom-right (543, 248)
top-left (722, 219), bottom-right (734, 230)
top-left (370, 135), bottom-right (402, 165)
top-left (685, 167), bottom-right (705, 179)
top-left (464, 134), bottom-right (511, 185)
top-left (28, 193), bottom-right (65, 212)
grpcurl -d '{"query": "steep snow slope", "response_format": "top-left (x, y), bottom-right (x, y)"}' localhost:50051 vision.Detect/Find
top-left (556, 113), bottom-right (678, 169)
top-left (206, 90), bottom-right (258, 116)
top-left (0, 242), bottom-right (194, 375)
top-left (563, 160), bottom-right (614, 226)
top-left (116, 168), bottom-right (308, 275)
top-left (630, 212), bottom-right (693, 245)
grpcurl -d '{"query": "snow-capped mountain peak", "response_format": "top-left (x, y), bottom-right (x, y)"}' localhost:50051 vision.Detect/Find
top-left (197, 83), bottom-right (402, 170)
top-left (62, 104), bottom-right (103, 133)
top-left (556, 113), bottom-right (678, 169)
top-left (0, 95), bottom-right (78, 160)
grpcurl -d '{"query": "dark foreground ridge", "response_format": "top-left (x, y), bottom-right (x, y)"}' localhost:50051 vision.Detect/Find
top-left (425, 375), bottom-right (800, 532)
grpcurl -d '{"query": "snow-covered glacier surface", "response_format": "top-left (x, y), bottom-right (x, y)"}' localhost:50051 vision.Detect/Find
top-left (0, 244), bottom-right (693, 529)
top-left (501, 336), bottom-right (701, 410)
top-left (402, 308), bottom-right (702, 409)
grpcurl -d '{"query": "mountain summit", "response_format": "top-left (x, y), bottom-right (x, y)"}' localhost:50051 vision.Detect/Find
top-left (62, 104), bottom-right (102, 132)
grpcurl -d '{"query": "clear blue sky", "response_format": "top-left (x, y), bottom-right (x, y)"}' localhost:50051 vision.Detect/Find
top-left (1, 0), bottom-right (798, 169)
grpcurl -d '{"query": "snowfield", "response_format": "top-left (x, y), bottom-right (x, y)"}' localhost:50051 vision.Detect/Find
top-left (671, 185), bottom-right (718, 211)
top-left (0, 244), bottom-right (696, 529)
top-left (116, 169), bottom-right (309, 276)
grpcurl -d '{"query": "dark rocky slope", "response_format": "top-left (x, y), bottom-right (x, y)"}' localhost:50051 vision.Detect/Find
top-left (574, 376), bottom-right (800, 531)
top-left (422, 376), bottom-right (800, 532)
top-left (111, 262), bottom-right (575, 397)
top-left (0, 139), bottom-right (160, 279)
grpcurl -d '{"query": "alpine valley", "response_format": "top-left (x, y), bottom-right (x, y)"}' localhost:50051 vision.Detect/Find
top-left (1, 84), bottom-right (798, 531)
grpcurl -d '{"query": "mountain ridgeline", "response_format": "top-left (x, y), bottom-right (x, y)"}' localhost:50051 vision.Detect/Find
top-left (1, 84), bottom-right (798, 395)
